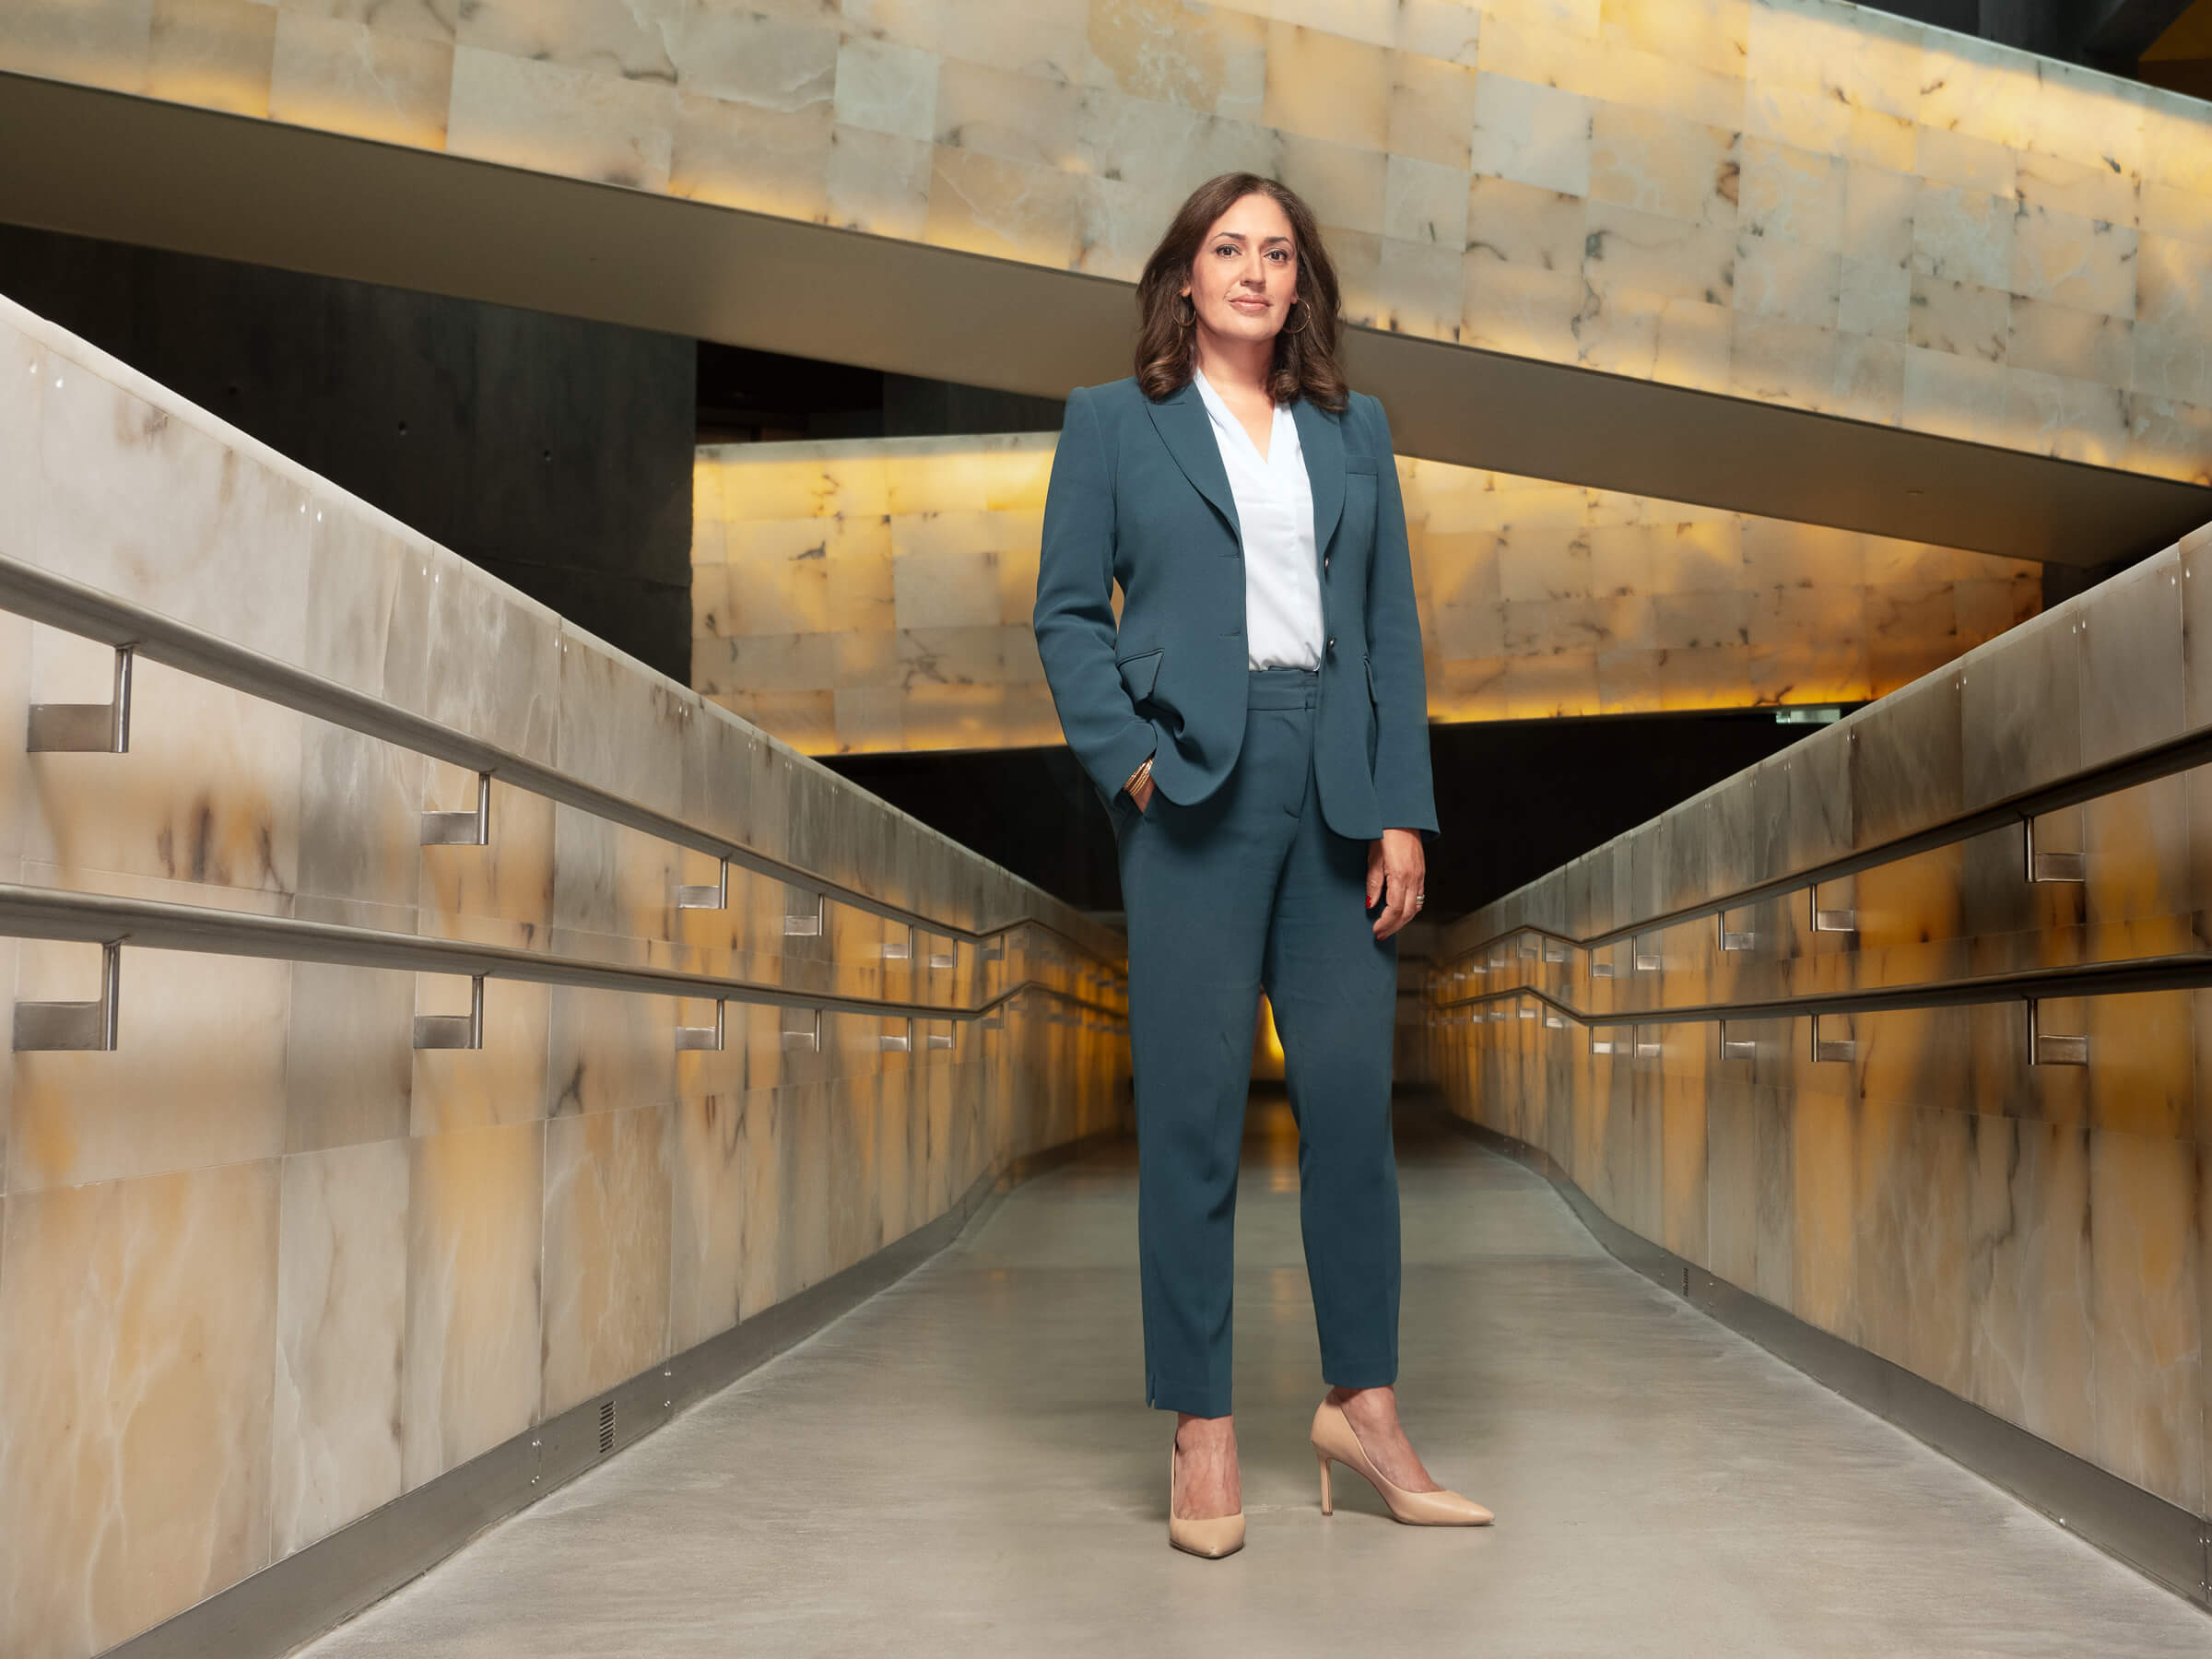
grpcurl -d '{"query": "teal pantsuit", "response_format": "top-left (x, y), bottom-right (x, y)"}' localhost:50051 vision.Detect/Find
top-left (1034, 375), bottom-right (1436, 1418)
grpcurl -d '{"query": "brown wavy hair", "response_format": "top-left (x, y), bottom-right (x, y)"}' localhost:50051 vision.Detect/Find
top-left (1135, 173), bottom-right (1347, 412)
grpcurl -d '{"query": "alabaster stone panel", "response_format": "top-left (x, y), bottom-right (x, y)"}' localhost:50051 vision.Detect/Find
top-left (0, 1160), bottom-right (280, 1659)
top-left (2078, 548), bottom-right (2185, 767)
top-left (268, 12), bottom-right (456, 148)
top-left (669, 1088), bottom-right (747, 1347)
top-left (13, 2), bottom-right (2212, 474)
top-left (408, 976), bottom-right (550, 1137)
top-left (383, 547), bottom-right (559, 768)
top-left (1847, 666), bottom-right (1962, 849)
top-left (0, 292), bottom-right (1135, 1659)
top-left (417, 770), bottom-right (555, 950)
top-left (22, 635), bottom-right (303, 903)
top-left (285, 960), bottom-right (416, 1153)
top-left (698, 436), bottom-right (2036, 755)
top-left (1959, 597), bottom-right (2081, 808)
top-left (34, 352), bottom-right (312, 665)
top-left (547, 983), bottom-right (679, 1118)
top-left (8, 942), bottom-right (290, 1192)
top-left (402, 1118), bottom-right (545, 1490)
top-left (272, 1138), bottom-right (407, 1558)
top-left (541, 1103), bottom-right (675, 1418)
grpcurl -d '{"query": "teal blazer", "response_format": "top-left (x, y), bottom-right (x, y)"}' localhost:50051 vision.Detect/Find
top-left (1034, 375), bottom-right (1438, 841)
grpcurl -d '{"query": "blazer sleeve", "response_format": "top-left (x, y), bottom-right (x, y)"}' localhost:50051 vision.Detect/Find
top-left (1360, 393), bottom-right (1440, 835)
top-left (1033, 385), bottom-right (1158, 801)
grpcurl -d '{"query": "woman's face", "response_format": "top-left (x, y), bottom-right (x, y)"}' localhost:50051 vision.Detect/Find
top-left (1182, 193), bottom-right (1300, 345)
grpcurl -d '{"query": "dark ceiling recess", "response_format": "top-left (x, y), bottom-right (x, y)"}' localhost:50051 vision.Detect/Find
top-left (825, 709), bottom-right (1849, 924)
top-left (697, 340), bottom-right (1065, 445)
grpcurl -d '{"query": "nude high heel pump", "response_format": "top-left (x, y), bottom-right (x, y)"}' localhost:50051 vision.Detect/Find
top-left (1312, 1398), bottom-right (1492, 1526)
top-left (1169, 1440), bottom-right (1246, 1559)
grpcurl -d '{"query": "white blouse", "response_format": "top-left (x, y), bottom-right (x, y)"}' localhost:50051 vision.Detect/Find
top-left (1192, 367), bottom-right (1325, 672)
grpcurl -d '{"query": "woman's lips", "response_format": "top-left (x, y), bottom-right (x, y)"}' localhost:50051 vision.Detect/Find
top-left (1230, 299), bottom-right (1269, 312)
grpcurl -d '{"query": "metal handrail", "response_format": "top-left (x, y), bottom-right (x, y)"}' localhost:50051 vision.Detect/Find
top-left (0, 555), bottom-right (1119, 963)
top-left (1431, 951), bottom-right (2212, 1027)
top-left (1439, 716), bottom-right (2212, 968)
top-left (0, 883), bottom-right (1126, 1028)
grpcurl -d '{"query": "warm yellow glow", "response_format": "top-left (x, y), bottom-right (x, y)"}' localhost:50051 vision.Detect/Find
top-left (1, 0), bottom-right (2201, 482)
top-left (694, 435), bottom-right (2039, 757)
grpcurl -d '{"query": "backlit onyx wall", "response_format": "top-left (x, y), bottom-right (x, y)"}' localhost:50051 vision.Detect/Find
top-left (828, 709), bottom-right (1837, 922)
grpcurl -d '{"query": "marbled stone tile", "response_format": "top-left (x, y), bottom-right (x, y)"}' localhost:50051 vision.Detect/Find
top-left (1957, 608), bottom-right (2077, 816)
top-left (272, 1138), bottom-right (406, 1558)
top-left (402, 1118), bottom-right (544, 1489)
top-left (0, 611), bottom-right (28, 880)
top-left (670, 1090), bottom-right (746, 1346)
top-left (1847, 666), bottom-right (1962, 849)
top-left (1386, 44), bottom-right (1478, 171)
top-left (417, 769), bottom-right (555, 949)
top-left (36, 356), bottom-right (312, 665)
top-left (828, 119), bottom-right (933, 235)
top-left (2011, 206), bottom-right (2138, 320)
top-left (142, 0), bottom-right (277, 118)
top-left (1792, 1083), bottom-right (1857, 1341)
top-left (382, 546), bottom-right (559, 764)
top-left (541, 1103), bottom-right (674, 1418)
top-left (0, 0), bottom-right (156, 93)
top-left (279, 3), bottom-right (459, 49)
top-left (673, 88), bottom-right (834, 218)
top-left (285, 961), bottom-right (415, 1152)
top-left (2077, 548), bottom-right (2184, 766)
top-left (1471, 71), bottom-right (1592, 198)
top-left (924, 143), bottom-right (1081, 265)
top-left (1703, 1069), bottom-right (1758, 1289)
top-left (0, 1160), bottom-right (279, 1659)
top-left (558, 628), bottom-right (689, 818)
top-left (408, 977), bottom-right (549, 1136)
top-left (9, 943), bottom-right (290, 1192)
top-left (2088, 1126), bottom-right (2203, 1511)
top-left (547, 983), bottom-right (679, 1118)
top-left (268, 12), bottom-right (454, 147)
top-left (300, 499), bottom-right (406, 699)
top-left (299, 720), bottom-right (421, 911)
top-left (458, 0), bottom-right (678, 84)
top-left (832, 32), bottom-right (935, 141)
top-left (445, 42), bottom-right (677, 191)
top-left (737, 1086), bottom-right (790, 1312)
top-left (1086, 0), bottom-right (1259, 116)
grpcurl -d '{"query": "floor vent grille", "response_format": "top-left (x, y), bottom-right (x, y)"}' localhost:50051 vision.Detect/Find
top-left (597, 1400), bottom-right (616, 1455)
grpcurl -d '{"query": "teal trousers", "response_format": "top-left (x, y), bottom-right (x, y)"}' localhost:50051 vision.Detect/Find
top-left (1111, 667), bottom-right (1402, 1418)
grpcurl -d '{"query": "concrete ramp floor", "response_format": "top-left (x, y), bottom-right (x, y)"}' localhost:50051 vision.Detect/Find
top-left (295, 1100), bottom-right (2210, 1656)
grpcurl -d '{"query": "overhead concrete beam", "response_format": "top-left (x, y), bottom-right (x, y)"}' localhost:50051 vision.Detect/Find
top-left (2, 70), bottom-right (2206, 567)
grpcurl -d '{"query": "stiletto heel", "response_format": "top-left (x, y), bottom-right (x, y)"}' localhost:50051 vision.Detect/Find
top-left (1309, 1397), bottom-right (1493, 1526)
top-left (1168, 1439), bottom-right (1246, 1559)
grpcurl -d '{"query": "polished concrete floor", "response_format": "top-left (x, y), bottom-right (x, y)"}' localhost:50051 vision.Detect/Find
top-left (299, 1100), bottom-right (2211, 1657)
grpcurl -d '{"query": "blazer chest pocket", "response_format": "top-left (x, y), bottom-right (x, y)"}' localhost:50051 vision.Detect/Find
top-left (1117, 648), bottom-right (1163, 702)
top-left (1346, 454), bottom-right (1380, 476)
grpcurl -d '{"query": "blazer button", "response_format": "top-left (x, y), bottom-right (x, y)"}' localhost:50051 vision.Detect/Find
top-left (1325, 635), bottom-right (1336, 653)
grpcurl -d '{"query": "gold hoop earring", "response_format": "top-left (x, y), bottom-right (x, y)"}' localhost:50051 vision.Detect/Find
top-left (1174, 294), bottom-right (1196, 327)
top-left (1282, 301), bottom-right (1310, 335)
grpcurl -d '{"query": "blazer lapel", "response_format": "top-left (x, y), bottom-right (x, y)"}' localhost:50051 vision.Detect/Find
top-left (1145, 380), bottom-right (1241, 546)
top-left (1292, 395), bottom-right (1345, 561)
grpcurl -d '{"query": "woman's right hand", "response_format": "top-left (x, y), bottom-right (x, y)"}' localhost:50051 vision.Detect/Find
top-left (1129, 771), bottom-right (1156, 815)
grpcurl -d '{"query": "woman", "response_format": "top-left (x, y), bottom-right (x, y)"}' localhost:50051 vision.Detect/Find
top-left (1033, 174), bottom-right (1492, 1559)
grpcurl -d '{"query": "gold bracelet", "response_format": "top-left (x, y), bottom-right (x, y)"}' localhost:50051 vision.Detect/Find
top-left (1124, 757), bottom-right (1153, 796)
